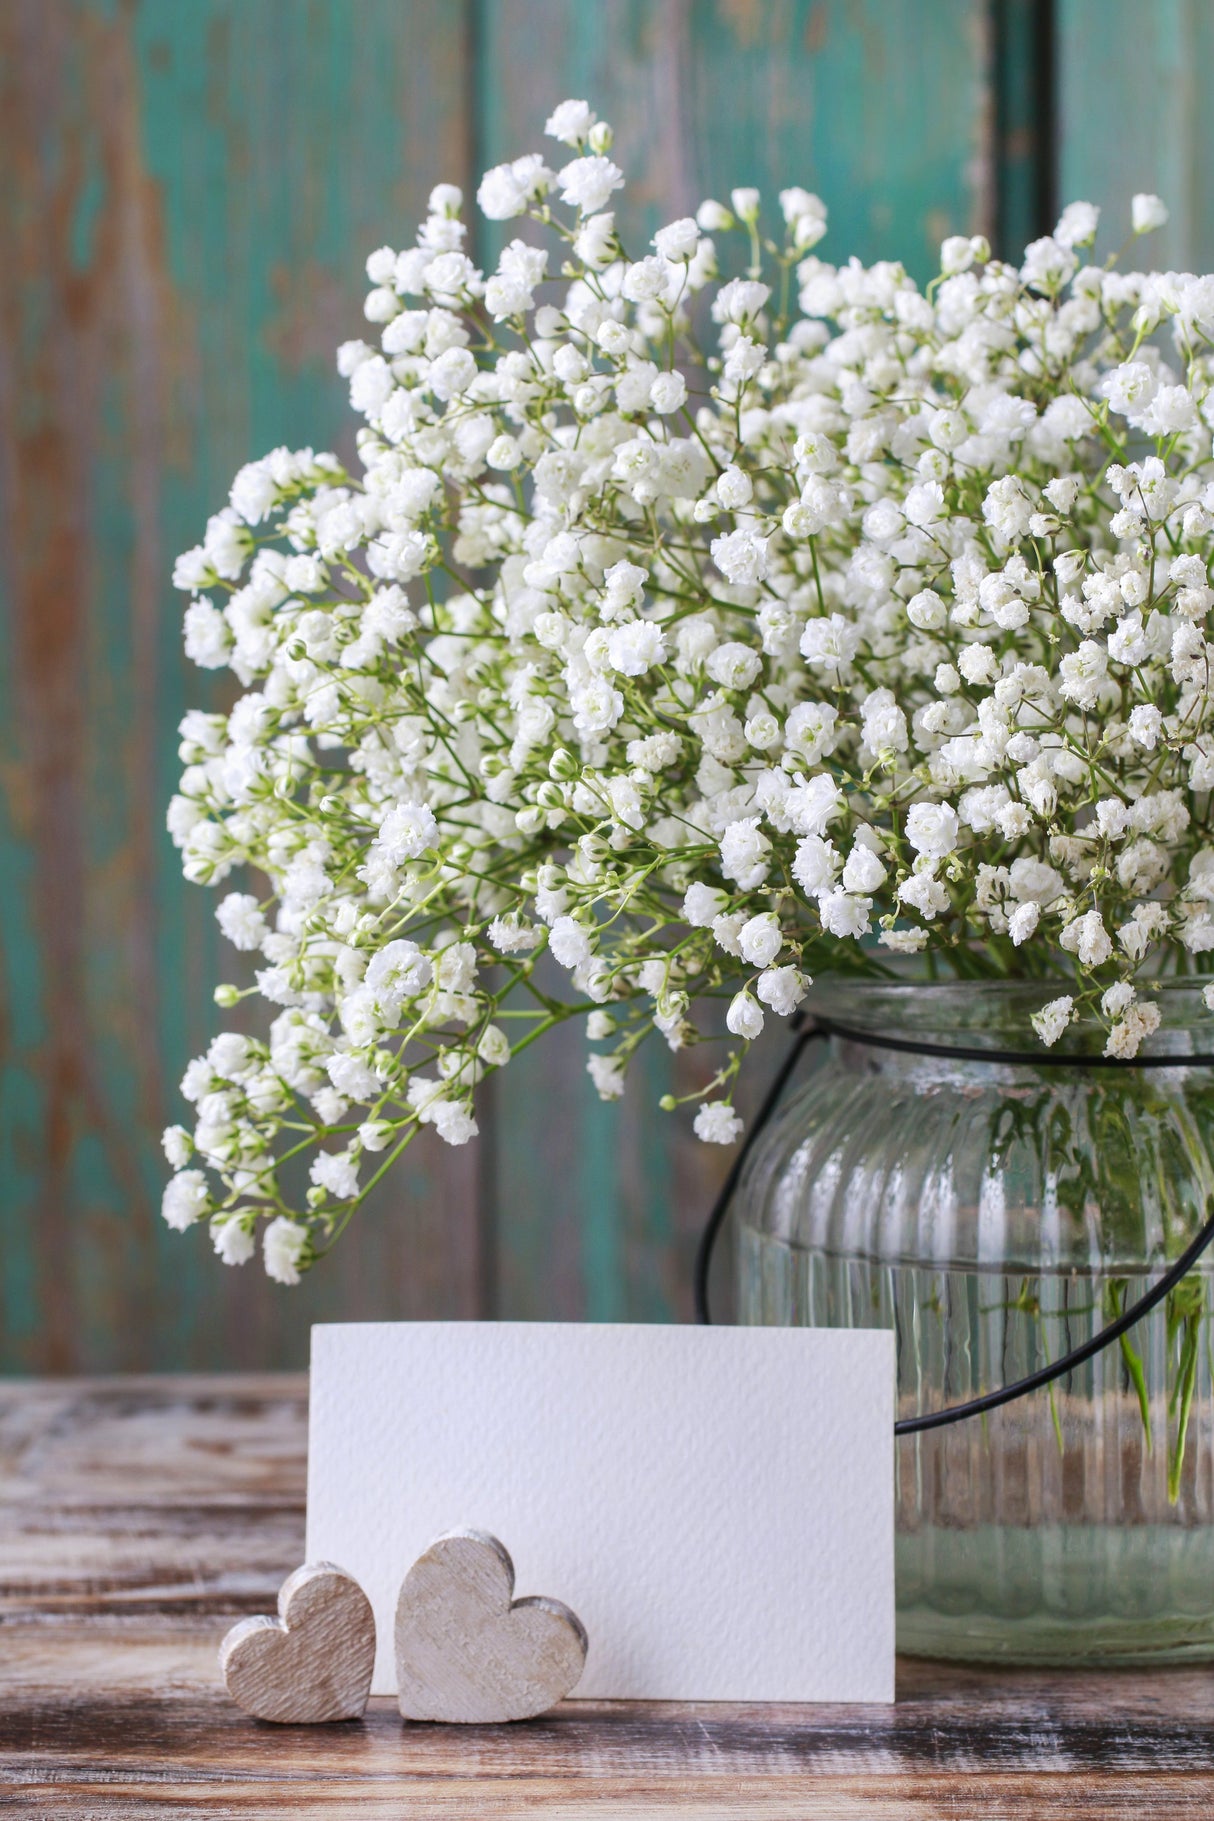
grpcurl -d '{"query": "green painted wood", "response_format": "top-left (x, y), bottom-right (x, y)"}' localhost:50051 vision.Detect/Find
top-left (477, 0), bottom-right (993, 280)
top-left (1058, 0), bottom-right (1214, 271)
top-left (1, 0), bottom-right (1011, 1362)
top-left (0, 0), bottom-right (479, 1371)
top-left (992, 0), bottom-right (1055, 260)
top-left (479, 0), bottom-right (994, 1324)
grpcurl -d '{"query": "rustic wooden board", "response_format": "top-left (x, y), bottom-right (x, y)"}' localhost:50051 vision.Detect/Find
top-left (0, 0), bottom-right (481, 1372)
top-left (483, 0), bottom-right (994, 1323)
top-left (2, 1376), bottom-right (1214, 1817)
top-left (2, 0), bottom-right (1010, 1362)
top-left (1058, 0), bottom-right (1214, 272)
top-left (994, 0), bottom-right (1055, 257)
top-left (11, 0), bottom-right (1191, 1361)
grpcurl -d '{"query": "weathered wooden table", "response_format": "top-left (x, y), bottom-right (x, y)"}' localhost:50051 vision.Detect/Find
top-left (2, 1377), bottom-right (1212, 1817)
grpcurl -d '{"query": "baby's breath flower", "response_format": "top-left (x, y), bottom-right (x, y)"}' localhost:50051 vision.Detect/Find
top-left (558, 154), bottom-right (624, 215)
top-left (587, 1053), bottom-right (626, 1100)
top-left (263, 1216), bottom-right (309, 1286)
top-left (544, 99), bottom-right (595, 146)
top-left (1132, 193), bottom-right (1169, 235)
top-left (694, 1101), bottom-right (744, 1144)
top-left (163, 104), bottom-right (1214, 1281)
top-left (1033, 998), bottom-right (1075, 1048)
top-left (162, 1170), bottom-right (209, 1232)
top-left (212, 1217), bottom-right (256, 1266)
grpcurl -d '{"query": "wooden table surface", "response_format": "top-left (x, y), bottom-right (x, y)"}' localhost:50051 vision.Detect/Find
top-left (2, 1377), bottom-right (1213, 1817)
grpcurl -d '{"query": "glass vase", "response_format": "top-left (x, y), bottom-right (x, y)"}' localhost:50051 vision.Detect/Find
top-left (735, 978), bottom-right (1214, 1663)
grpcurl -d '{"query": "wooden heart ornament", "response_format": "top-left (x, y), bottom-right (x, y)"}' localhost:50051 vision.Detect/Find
top-left (220, 1562), bottom-right (375, 1723)
top-left (395, 1529), bottom-right (588, 1723)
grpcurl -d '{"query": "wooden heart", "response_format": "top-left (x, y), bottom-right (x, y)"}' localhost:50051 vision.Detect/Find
top-left (395, 1529), bottom-right (588, 1723)
top-left (219, 1561), bottom-right (375, 1723)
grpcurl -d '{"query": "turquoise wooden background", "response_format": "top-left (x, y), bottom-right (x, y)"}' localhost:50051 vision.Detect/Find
top-left (0, 0), bottom-right (1200, 1370)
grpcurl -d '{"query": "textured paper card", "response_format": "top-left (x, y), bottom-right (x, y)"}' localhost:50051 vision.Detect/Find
top-left (307, 1321), bottom-right (894, 1703)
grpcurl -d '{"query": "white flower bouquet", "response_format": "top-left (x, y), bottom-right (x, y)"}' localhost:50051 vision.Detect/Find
top-left (162, 99), bottom-right (1214, 1284)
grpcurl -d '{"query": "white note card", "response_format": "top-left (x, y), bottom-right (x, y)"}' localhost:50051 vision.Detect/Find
top-left (307, 1321), bottom-right (895, 1703)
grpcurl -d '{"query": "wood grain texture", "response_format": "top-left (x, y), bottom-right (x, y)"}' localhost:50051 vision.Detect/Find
top-left (0, 0), bottom-right (481, 1371)
top-left (484, 0), bottom-right (994, 1325)
top-left (3, 1376), bottom-right (1214, 1816)
top-left (1, 1), bottom-right (999, 1363)
top-left (993, 0), bottom-right (1055, 258)
top-left (1058, 0), bottom-right (1214, 272)
top-left (221, 1562), bottom-right (375, 1723)
top-left (395, 1529), bottom-right (587, 1722)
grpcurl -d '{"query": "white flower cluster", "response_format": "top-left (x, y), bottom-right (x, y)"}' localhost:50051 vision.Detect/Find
top-left (163, 100), bottom-right (1214, 1281)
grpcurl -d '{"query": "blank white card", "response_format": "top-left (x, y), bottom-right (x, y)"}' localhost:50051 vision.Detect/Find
top-left (307, 1321), bottom-right (894, 1703)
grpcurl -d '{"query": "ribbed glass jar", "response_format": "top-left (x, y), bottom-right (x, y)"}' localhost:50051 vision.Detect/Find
top-left (735, 978), bottom-right (1214, 1663)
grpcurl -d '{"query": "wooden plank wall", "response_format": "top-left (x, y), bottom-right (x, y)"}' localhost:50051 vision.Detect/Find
top-left (1, 0), bottom-right (1029, 1371)
top-left (1057, 0), bottom-right (1214, 273)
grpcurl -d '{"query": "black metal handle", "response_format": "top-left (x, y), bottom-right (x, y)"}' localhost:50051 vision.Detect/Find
top-left (693, 1015), bottom-right (1214, 1435)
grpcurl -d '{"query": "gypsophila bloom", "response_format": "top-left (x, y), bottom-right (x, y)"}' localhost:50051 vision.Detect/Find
top-left (212, 1217), bottom-right (256, 1266)
top-left (162, 1170), bottom-right (209, 1232)
top-left (694, 1100), bottom-right (744, 1144)
top-left (1132, 193), bottom-right (1169, 235)
top-left (263, 1217), bottom-right (309, 1286)
top-left (1033, 998), bottom-right (1075, 1047)
top-left (164, 105), bottom-right (1214, 1281)
top-left (162, 1124), bottom-right (192, 1170)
